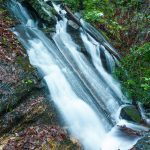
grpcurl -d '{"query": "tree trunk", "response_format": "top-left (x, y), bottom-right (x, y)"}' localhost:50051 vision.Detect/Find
top-left (62, 4), bottom-right (120, 60)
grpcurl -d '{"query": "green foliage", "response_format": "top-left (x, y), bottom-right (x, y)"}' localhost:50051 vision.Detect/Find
top-left (84, 10), bottom-right (104, 22)
top-left (116, 43), bottom-right (150, 104)
top-left (22, 79), bottom-right (33, 85)
top-left (63, 0), bottom-right (78, 10)
top-left (17, 56), bottom-right (35, 72)
top-left (2, 37), bottom-right (7, 45)
top-left (64, 0), bottom-right (148, 51)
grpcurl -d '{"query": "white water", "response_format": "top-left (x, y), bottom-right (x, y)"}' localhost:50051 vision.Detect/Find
top-left (80, 32), bottom-right (123, 99)
top-left (9, 1), bottom-right (146, 150)
top-left (9, 0), bottom-right (36, 27)
top-left (28, 39), bottom-right (107, 150)
top-left (53, 18), bottom-right (121, 120)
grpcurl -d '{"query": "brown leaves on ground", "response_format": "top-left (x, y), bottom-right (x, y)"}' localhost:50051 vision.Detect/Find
top-left (0, 7), bottom-right (17, 28)
top-left (2, 125), bottom-right (75, 150)
top-left (0, 27), bottom-right (24, 63)
top-left (0, 64), bottom-right (19, 85)
top-left (0, 7), bottom-right (24, 63)
top-left (0, 7), bottom-right (26, 90)
top-left (0, 8), bottom-right (24, 63)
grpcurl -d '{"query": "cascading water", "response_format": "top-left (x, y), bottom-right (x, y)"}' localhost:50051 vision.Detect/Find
top-left (8, 0), bottom-right (148, 149)
top-left (8, 0), bottom-right (36, 27)
top-left (80, 31), bottom-right (123, 99)
top-left (53, 17), bottom-right (121, 121)
top-left (28, 39), bottom-right (107, 150)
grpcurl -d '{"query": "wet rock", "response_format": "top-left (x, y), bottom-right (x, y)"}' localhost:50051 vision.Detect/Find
top-left (0, 90), bottom-right (61, 136)
top-left (67, 20), bottom-right (80, 31)
top-left (42, 27), bottom-right (56, 37)
top-left (100, 49), bottom-right (111, 73)
top-left (66, 21), bottom-right (89, 57)
top-left (132, 133), bottom-right (150, 150)
top-left (137, 103), bottom-right (150, 127)
top-left (120, 105), bottom-right (142, 123)
top-left (24, 0), bottom-right (57, 25)
top-left (0, 6), bottom-right (40, 115)
top-left (17, 0), bottom-right (24, 2)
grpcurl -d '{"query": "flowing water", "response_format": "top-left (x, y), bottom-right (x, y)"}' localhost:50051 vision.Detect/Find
top-left (8, 0), bottom-right (148, 149)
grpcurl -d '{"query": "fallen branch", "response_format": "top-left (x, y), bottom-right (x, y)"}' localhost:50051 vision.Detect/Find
top-left (117, 125), bottom-right (142, 136)
top-left (62, 4), bottom-right (120, 60)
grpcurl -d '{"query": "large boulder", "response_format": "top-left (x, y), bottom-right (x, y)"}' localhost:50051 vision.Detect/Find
top-left (120, 105), bottom-right (142, 123)
top-left (24, 0), bottom-right (57, 25)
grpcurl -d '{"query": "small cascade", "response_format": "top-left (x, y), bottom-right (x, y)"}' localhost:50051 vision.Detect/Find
top-left (9, 0), bottom-right (36, 27)
top-left (53, 5), bottom-right (121, 121)
top-left (7, 1), bottom-right (148, 150)
top-left (28, 39), bottom-right (107, 150)
top-left (80, 32), bottom-right (124, 100)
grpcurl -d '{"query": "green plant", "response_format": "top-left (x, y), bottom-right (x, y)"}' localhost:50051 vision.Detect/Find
top-left (22, 79), bottom-right (33, 85)
top-left (116, 43), bottom-right (150, 104)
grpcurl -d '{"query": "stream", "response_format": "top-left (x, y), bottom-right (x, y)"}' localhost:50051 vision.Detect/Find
top-left (8, 0), bottom-right (149, 149)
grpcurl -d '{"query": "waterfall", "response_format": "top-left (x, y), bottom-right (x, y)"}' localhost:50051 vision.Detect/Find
top-left (53, 17), bottom-right (121, 121)
top-left (28, 39), bottom-right (107, 150)
top-left (8, 1), bottom-right (147, 150)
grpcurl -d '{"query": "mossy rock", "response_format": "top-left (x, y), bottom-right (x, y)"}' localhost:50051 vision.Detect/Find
top-left (25, 0), bottom-right (57, 25)
top-left (120, 105), bottom-right (142, 123)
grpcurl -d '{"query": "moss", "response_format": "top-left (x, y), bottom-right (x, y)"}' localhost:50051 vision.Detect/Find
top-left (0, 0), bottom-right (5, 3)
top-left (116, 43), bottom-right (150, 104)
top-left (16, 56), bottom-right (35, 72)
top-left (120, 105), bottom-right (142, 123)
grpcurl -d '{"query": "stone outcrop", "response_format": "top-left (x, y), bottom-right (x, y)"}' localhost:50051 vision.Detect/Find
top-left (23, 0), bottom-right (57, 25)
top-left (120, 105), bottom-right (142, 123)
